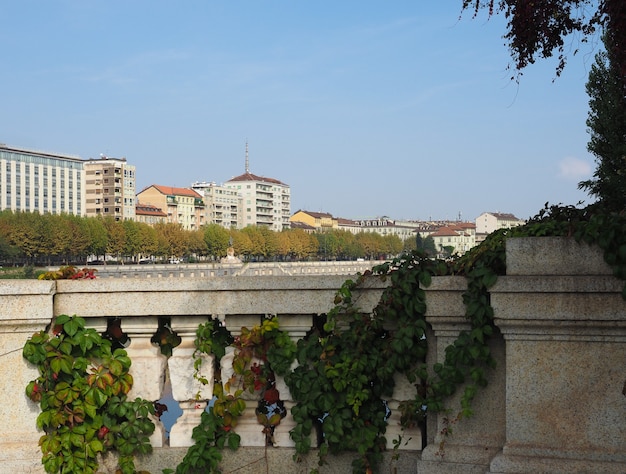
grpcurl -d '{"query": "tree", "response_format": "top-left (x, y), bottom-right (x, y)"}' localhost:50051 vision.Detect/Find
top-left (83, 217), bottom-right (108, 260)
top-left (579, 34), bottom-right (626, 211)
top-left (462, 1), bottom-right (625, 87)
top-left (137, 223), bottom-right (159, 258)
top-left (155, 223), bottom-right (188, 259)
top-left (416, 234), bottom-right (437, 257)
top-left (203, 224), bottom-right (230, 259)
top-left (103, 217), bottom-right (125, 262)
top-left (187, 229), bottom-right (208, 260)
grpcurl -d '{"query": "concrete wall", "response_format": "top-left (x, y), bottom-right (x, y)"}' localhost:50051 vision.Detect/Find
top-left (4, 237), bottom-right (626, 473)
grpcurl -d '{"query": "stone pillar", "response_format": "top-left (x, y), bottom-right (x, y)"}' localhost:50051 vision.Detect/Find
top-left (0, 281), bottom-right (55, 472)
top-left (168, 316), bottom-right (214, 447)
top-left (122, 316), bottom-right (167, 447)
top-left (489, 237), bottom-right (626, 473)
top-left (419, 276), bottom-right (506, 474)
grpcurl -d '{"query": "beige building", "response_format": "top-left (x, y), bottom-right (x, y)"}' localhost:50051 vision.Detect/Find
top-left (191, 181), bottom-right (242, 229)
top-left (0, 143), bottom-right (84, 215)
top-left (475, 212), bottom-right (526, 243)
top-left (137, 185), bottom-right (205, 230)
top-left (84, 156), bottom-right (136, 221)
top-left (290, 210), bottom-right (338, 230)
top-left (430, 222), bottom-right (477, 256)
top-left (135, 202), bottom-right (167, 226)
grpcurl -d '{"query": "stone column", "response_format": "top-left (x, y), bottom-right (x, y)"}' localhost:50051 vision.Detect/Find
top-left (419, 276), bottom-right (506, 474)
top-left (167, 316), bottom-right (214, 447)
top-left (489, 237), bottom-right (626, 473)
top-left (220, 315), bottom-right (264, 446)
top-left (0, 281), bottom-right (55, 473)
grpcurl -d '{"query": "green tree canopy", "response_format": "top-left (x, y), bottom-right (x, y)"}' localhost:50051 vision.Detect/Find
top-left (579, 34), bottom-right (626, 211)
top-left (203, 224), bottom-right (230, 259)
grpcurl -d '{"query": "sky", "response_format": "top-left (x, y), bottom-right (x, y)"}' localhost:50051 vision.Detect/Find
top-left (0, 1), bottom-right (602, 222)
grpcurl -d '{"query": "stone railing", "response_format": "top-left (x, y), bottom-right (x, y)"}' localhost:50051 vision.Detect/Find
top-left (2, 237), bottom-right (626, 473)
top-left (79, 260), bottom-right (381, 279)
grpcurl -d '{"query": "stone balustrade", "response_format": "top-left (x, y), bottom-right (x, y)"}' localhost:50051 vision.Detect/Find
top-left (2, 237), bottom-right (626, 473)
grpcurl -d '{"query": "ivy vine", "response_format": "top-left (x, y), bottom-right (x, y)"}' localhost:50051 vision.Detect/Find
top-left (23, 314), bottom-right (155, 474)
top-left (23, 203), bottom-right (626, 474)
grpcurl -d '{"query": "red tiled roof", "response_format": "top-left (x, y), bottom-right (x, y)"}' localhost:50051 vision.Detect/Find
top-left (227, 172), bottom-right (285, 185)
top-left (136, 203), bottom-right (167, 217)
top-left (141, 184), bottom-right (202, 198)
top-left (430, 226), bottom-right (460, 237)
top-left (290, 221), bottom-right (316, 230)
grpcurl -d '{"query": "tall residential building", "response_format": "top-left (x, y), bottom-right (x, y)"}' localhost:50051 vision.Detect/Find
top-left (137, 184), bottom-right (205, 230)
top-left (84, 156), bottom-right (136, 221)
top-left (191, 181), bottom-right (242, 229)
top-left (224, 143), bottom-right (291, 231)
top-left (0, 143), bottom-right (84, 215)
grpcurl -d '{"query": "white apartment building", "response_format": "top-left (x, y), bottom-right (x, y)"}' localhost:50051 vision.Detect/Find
top-left (475, 212), bottom-right (526, 236)
top-left (224, 145), bottom-right (290, 231)
top-left (191, 181), bottom-right (242, 229)
top-left (84, 156), bottom-right (136, 221)
top-left (0, 143), bottom-right (84, 215)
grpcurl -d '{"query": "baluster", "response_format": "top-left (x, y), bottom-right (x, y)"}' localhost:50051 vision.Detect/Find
top-left (168, 316), bottom-right (214, 447)
top-left (272, 314), bottom-right (313, 448)
top-left (122, 316), bottom-right (167, 447)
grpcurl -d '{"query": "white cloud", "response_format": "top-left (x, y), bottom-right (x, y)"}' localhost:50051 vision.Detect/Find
top-left (558, 156), bottom-right (592, 181)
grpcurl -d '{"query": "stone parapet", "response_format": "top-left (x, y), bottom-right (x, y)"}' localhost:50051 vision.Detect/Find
top-left (488, 237), bottom-right (626, 473)
top-left (419, 277), bottom-right (506, 474)
top-left (4, 238), bottom-right (626, 473)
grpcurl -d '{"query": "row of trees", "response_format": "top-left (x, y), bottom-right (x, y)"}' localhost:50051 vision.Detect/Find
top-left (0, 210), bottom-right (427, 265)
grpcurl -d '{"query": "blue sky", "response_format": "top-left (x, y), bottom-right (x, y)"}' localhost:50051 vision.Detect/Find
top-left (0, 1), bottom-right (600, 222)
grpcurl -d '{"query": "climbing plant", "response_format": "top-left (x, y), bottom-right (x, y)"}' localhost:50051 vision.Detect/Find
top-left (171, 315), bottom-right (296, 474)
top-left (285, 203), bottom-right (626, 473)
top-left (23, 314), bottom-right (155, 474)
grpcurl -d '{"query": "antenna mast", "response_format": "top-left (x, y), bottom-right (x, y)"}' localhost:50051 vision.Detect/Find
top-left (245, 140), bottom-right (250, 174)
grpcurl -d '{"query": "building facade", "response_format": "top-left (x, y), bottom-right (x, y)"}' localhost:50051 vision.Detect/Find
top-left (429, 222), bottom-right (477, 256)
top-left (223, 143), bottom-right (290, 231)
top-left (135, 202), bottom-right (167, 226)
top-left (191, 181), bottom-right (242, 229)
top-left (84, 157), bottom-right (136, 221)
top-left (225, 172), bottom-right (290, 231)
top-left (137, 185), bottom-right (205, 230)
top-left (290, 210), bottom-right (338, 230)
top-left (475, 212), bottom-right (526, 242)
top-left (0, 143), bottom-right (84, 215)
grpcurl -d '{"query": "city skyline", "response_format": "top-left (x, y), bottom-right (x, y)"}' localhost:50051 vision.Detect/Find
top-left (0, 2), bottom-right (599, 222)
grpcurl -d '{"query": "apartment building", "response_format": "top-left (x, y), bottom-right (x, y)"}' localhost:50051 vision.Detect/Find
top-left (135, 202), bottom-right (167, 226)
top-left (222, 143), bottom-right (290, 231)
top-left (137, 184), bottom-right (205, 230)
top-left (84, 156), bottom-right (136, 221)
top-left (475, 212), bottom-right (526, 243)
top-left (290, 210), bottom-right (338, 230)
top-left (191, 181), bottom-right (242, 229)
top-left (429, 222), bottom-right (477, 255)
top-left (0, 143), bottom-right (84, 215)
